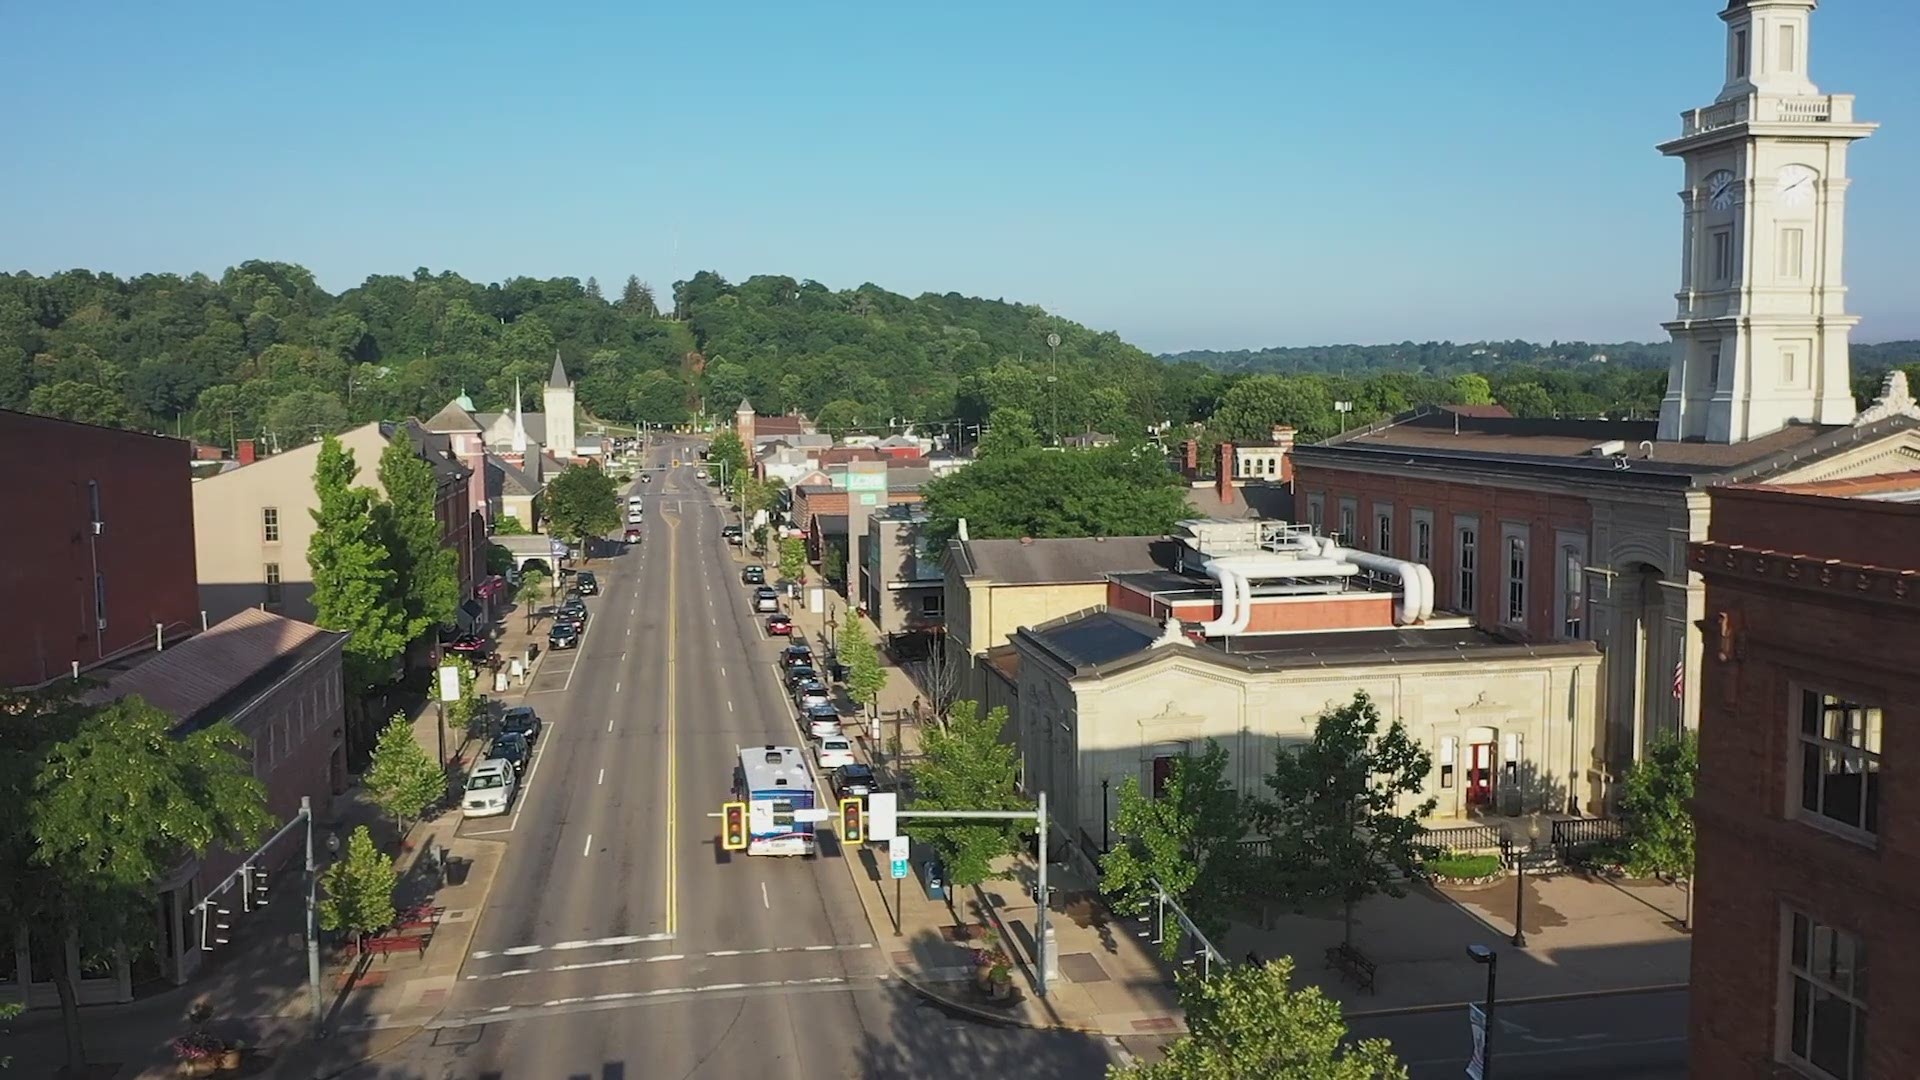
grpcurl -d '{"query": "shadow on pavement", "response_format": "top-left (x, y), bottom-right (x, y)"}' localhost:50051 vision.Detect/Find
top-left (853, 985), bottom-right (1115, 1080)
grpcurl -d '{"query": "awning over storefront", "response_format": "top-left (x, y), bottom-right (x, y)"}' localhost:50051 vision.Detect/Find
top-left (476, 575), bottom-right (507, 599)
top-left (458, 599), bottom-right (486, 628)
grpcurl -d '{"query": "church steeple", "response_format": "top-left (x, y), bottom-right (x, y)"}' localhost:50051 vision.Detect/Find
top-left (548, 350), bottom-right (570, 390)
top-left (511, 377), bottom-right (528, 454)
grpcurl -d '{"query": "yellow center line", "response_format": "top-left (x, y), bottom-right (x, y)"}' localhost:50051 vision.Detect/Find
top-left (664, 499), bottom-right (681, 935)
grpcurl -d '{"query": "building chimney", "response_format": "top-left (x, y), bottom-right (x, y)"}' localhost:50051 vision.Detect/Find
top-left (1216, 442), bottom-right (1236, 505)
top-left (236, 438), bottom-right (257, 466)
top-left (1272, 426), bottom-right (1296, 483)
top-left (1183, 439), bottom-right (1198, 478)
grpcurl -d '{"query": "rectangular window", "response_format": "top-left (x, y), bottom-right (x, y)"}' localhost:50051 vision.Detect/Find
top-left (1307, 494), bottom-right (1325, 534)
top-left (88, 479), bottom-right (102, 528)
top-left (262, 506), bottom-right (280, 543)
top-left (1782, 348), bottom-right (1800, 388)
top-left (1338, 500), bottom-right (1357, 547)
top-left (1783, 909), bottom-right (1866, 1079)
top-left (1439, 737), bottom-right (1456, 789)
top-left (1506, 536), bottom-right (1527, 625)
top-left (1796, 691), bottom-right (1881, 838)
top-left (1733, 28), bottom-right (1749, 78)
top-left (1150, 755), bottom-right (1178, 800)
top-left (1503, 733), bottom-right (1523, 785)
top-left (921, 593), bottom-right (943, 618)
top-left (94, 574), bottom-right (107, 628)
top-left (1709, 346), bottom-right (1724, 391)
top-left (1457, 526), bottom-right (1477, 612)
top-left (1415, 518), bottom-right (1432, 565)
top-left (1778, 23), bottom-right (1797, 73)
top-left (1712, 228), bottom-right (1734, 282)
top-left (1779, 227), bottom-right (1805, 279)
top-left (1376, 512), bottom-right (1392, 556)
top-left (265, 563), bottom-right (282, 604)
top-left (1562, 547), bottom-right (1586, 638)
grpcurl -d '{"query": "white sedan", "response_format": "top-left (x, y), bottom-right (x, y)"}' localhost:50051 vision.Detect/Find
top-left (627, 510), bottom-right (643, 525)
top-left (815, 736), bottom-right (855, 771)
top-left (462, 759), bottom-right (517, 818)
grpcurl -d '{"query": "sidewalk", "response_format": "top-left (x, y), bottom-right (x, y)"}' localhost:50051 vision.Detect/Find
top-left (7, 662), bottom-right (513, 1079)
top-left (760, 570), bottom-right (1189, 1037)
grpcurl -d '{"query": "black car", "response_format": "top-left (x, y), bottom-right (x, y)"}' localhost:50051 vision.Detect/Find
top-left (783, 664), bottom-right (818, 690)
top-left (548, 622), bottom-right (579, 649)
top-left (487, 731), bottom-right (531, 775)
top-left (575, 571), bottom-right (599, 596)
top-left (500, 705), bottom-right (543, 743)
top-left (832, 763), bottom-right (877, 802)
top-left (780, 642), bottom-right (813, 666)
top-left (554, 607), bottom-right (586, 632)
top-left (741, 565), bottom-right (765, 585)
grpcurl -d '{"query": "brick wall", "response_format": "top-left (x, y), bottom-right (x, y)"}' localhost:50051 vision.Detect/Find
top-left (1688, 489), bottom-right (1920, 1078)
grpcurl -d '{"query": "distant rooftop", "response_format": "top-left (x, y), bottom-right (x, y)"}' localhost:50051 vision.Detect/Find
top-left (83, 609), bottom-right (345, 733)
top-left (948, 535), bottom-right (1173, 585)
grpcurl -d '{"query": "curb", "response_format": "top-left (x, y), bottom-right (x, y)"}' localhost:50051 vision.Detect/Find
top-left (1341, 981), bottom-right (1691, 1020)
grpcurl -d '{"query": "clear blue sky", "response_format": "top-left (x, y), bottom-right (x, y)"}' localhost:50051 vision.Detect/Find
top-left (2, 1), bottom-right (1915, 354)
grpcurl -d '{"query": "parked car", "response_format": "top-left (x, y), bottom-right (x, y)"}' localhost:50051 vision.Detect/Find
top-left (640, 472), bottom-right (652, 483)
top-left (780, 642), bottom-right (813, 667)
top-left (628, 494), bottom-right (644, 507)
top-left (832, 762), bottom-right (877, 802)
top-left (463, 760), bottom-right (517, 818)
top-left (548, 623), bottom-right (579, 650)
top-left (624, 527), bottom-right (643, 544)
top-left (805, 703), bottom-right (843, 740)
top-left (500, 706), bottom-right (543, 744)
top-left (766, 613), bottom-right (793, 636)
top-left (627, 509), bottom-right (644, 525)
top-left (753, 587), bottom-right (780, 613)
top-left (574, 571), bottom-right (599, 596)
top-left (696, 468), bottom-right (708, 480)
top-left (487, 732), bottom-right (531, 775)
top-left (793, 680), bottom-right (831, 711)
top-left (742, 565), bottom-right (765, 585)
top-left (815, 735), bottom-right (855, 771)
top-left (446, 634), bottom-right (492, 659)
top-left (784, 664), bottom-right (818, 690)
top-left (722, 524), bottom-right (743, 545)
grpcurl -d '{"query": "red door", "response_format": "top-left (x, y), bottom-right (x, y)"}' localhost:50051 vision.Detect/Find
top-left (1466, 743), bottom-right (1494, 806)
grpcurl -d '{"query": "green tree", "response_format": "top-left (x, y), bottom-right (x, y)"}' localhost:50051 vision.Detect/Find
top-left (777, 536), bottom-right (809, 586)
top-left (921, 445), bottom-right (1192, 547)
top-left (976, 407), bottom-right (1039, 458)
top-left (1109, 959), bottom-right (1407, 1080)
top-left (365, 712), bottom-right (445, 830)
top-left (28, 379), bottom-right (129, 427)
top-left (1617, 731), bottom-right (1697, 883)
top-left (1100, 740), bottom-right (1248, 960)
top-left (443, 656), bottom-right (483, 739)
top-left (837, 616), bottom-right (887, 721)
top-left (27, 696), bottom-right (271, 1073)
top-left (265, 388), bottom-right (349, 444)
top-left (1497, 381), bottom-right (1555, 418)
top-left (909, 700), bottom-right (1029, 889)
top-left (628, 369), bottom-right (689, 425)
top-left (543, 462), bottom-right (619, 560)
top-left (376, 435), bottom-right (460, 642)
top-left (308, 435), bottom-right (410, 690)
top-left (1255, 692), bottom-right (1437, 947)
top-left (318, 825), bottom-right (398, 948)
top-left (515, 567), bottom-right (550, 631)
top-left (620, 275), bottom-right (658, 317)
top-left (1448, 373), bottom-right (1495, 406)
top-left (707, 429), bottom-right (749, 493)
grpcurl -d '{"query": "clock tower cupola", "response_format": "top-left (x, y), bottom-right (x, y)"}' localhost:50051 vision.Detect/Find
top-left (1656, 0), bottom-right (1876, 444)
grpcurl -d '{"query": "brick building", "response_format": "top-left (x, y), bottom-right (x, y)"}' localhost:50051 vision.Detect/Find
top-left (1687, 474), bottom-right (1920, 1080)
top-left (2, 409), bottom-right (200, 687)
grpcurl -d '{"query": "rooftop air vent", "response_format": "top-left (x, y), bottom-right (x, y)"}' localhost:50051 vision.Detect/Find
top-left (1587, 440), bottom-right (1627, 457)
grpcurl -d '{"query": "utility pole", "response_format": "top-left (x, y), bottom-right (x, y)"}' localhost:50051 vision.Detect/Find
top-left (1046, 331), bottom-right (1061, 447)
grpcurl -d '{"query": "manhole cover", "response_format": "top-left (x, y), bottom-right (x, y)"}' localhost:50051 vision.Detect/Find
top-left (1056, 953), bottom-right (1109, 983)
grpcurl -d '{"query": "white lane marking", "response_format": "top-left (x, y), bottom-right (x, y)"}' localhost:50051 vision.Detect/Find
top-left (708, 949), bottom-right (742, 957)
top-left (583, 833), bottom-right (594, 857)
top-left (728, 701), bottom-right (734, 712)
top-left (615, 681), bottom-right (621, 693)
top-left (719, 666), bottom-right (725, 676)
top-left (714, 638), bottom-right (720, 649)
top-left (648, 953), bottom-right (687, 963)
top-left (607, 718), bottom-right (614, 732)
top-left (597, 768), bottom-right (604, 785)
top-left (761, 881), bottom-right (770, 909)
top-left (627, 627), bottom-right (632, 636)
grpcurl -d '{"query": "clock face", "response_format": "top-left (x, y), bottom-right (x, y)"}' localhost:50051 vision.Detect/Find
top-left (1778, 164), bottom-right (1818, 208)
top-left (1705, 170), bottom-right (1736, 211)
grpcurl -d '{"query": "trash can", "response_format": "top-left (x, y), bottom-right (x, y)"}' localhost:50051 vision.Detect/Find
top-left (918, 853), bottom-right (948, 902)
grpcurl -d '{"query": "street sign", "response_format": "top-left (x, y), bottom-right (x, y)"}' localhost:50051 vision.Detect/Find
top-left (792, 808), bottom-right (831, 823)
top-left (867, 792), bottom-right (898, 841)
top-left (548, 539), bottom-right (568, 557)
top-left (889, 836), bottom-right (910, 880)
top-left (436, 665), bottom-right (461, 703)
top-left (1466, 1003), bottom-right (1487, 1080)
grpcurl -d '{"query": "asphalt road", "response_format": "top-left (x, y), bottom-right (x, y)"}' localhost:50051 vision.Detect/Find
top-left (1345, 988), bottom-right (1690, 1079)
top-left (410, 437), bottom-right (1121, 1079)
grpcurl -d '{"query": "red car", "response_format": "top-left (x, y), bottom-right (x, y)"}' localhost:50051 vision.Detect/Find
top-left (765, 613), bottom-right (793, 636)
top-left (446, 634), bottom-right (493, 659)
top-left (624, 527), bottom-right (642, 544)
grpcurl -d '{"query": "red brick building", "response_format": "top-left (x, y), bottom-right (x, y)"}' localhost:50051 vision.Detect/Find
top-left (2, 409), bottom-right (199, 687)
top-left (1687, 474), bottom-right (1920, 1080)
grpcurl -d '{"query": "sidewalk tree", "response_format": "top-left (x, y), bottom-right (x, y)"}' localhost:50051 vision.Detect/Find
top-left (1256, 691), bottom-right (1437, 947)
top-left (707, 430), bottom-right (748, 493)
top-left (543, 462), bottom-right (619, 561)
top-left (318, 825), bottom-right (398, 948)
top-left (365, 712), bottom-right (446, 831)
top-left (777, 536), bottom-right (809, 586)
top-left (837, 616), bottom-right (886, 721)
top-left (25, 695), bottom-right (270, 1075)
top-left (920, 443), bottom-right (1192, 546)
top-left (376, 435), bottom-right (460, 641)
top-left (516, 567), bottom-right (550, 631)
top-left (910, 700), bottom-right (1029, 890)
top-left (1617, 731), bottom-right (1697, 882)
top-left (308, 434), bottom-right (409, 691)
top-left (1100, 739), bottom-right (1247, 961)
top-left (1109, 958), bottom-right (1407, 1080)
top-left (443, 656), bottom-right (483, 740)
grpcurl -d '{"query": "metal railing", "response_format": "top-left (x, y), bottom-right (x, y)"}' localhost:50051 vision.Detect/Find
top-left (1550, 816), bottom-right (1622, 856)
top-left (1419, 823), bottom-right (1503, 853)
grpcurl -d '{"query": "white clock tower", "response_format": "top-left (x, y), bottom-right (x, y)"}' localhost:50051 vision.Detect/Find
top-left (1656, 0), bottom-right (1875, 444)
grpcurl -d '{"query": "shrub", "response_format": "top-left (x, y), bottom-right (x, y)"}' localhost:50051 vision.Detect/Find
top-left (1423, 853), bottom-right (1502, 881)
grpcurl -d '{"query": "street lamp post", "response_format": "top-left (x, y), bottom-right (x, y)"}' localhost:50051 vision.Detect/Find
top-left (825, 608), bottom-right (838, 657)
top-left (1507, 816), bottom-right (1541, 947)
top-left (1468, 944), bottom-right (1498, 1080)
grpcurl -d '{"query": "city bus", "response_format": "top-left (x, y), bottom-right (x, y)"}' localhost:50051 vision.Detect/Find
top-left (734, 745), bottom-right (818, 856)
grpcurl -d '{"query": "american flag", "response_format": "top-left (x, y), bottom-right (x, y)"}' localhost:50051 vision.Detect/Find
top-left (1671, 658), bottom-right (1685, 700)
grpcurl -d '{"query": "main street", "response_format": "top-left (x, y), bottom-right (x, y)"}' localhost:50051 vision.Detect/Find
top-left (391, 436), bottom-right (1120, 1079)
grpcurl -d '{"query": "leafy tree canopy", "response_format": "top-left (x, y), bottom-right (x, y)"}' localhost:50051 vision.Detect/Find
top-left (308, 435), bottom-right (410, 689)
top-left (908, 700), bottom-right (1029, 888)
top-left (543, 462), bottom-right (619, 555)
top-left (377, 434), bottom-right (460, 638)
top-left (921, 444), bottom-right (1192, 548)
top-left (319, 825), bottom-right (397, 942)
top-left (1618, 731), bottom-right (1697, 880)
top-left (365, 712), bottom-right (444, 828)
top-left (1100, 740), bottom-right (1248, 960)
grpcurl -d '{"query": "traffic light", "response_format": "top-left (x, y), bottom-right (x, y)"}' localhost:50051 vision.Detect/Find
top-left (839, 798), bottom-right (864, 844)
top-left (722, 802), bottom-right (748, 851)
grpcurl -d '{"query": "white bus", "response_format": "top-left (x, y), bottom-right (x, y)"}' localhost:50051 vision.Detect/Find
top-left (734, 745), bottom-right (818, 856)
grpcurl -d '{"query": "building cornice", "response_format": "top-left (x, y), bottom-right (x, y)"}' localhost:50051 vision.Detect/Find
top-left (1689, 540), bottom-right (1920, 610)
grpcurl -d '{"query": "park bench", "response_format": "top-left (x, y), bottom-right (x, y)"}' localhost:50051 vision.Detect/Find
top-left (1323, 942), bottom-right (1377, 994)
top-left (391, 905), bottom-right (445, 933)
top-left (360, 933), bottom-right (428, 959)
